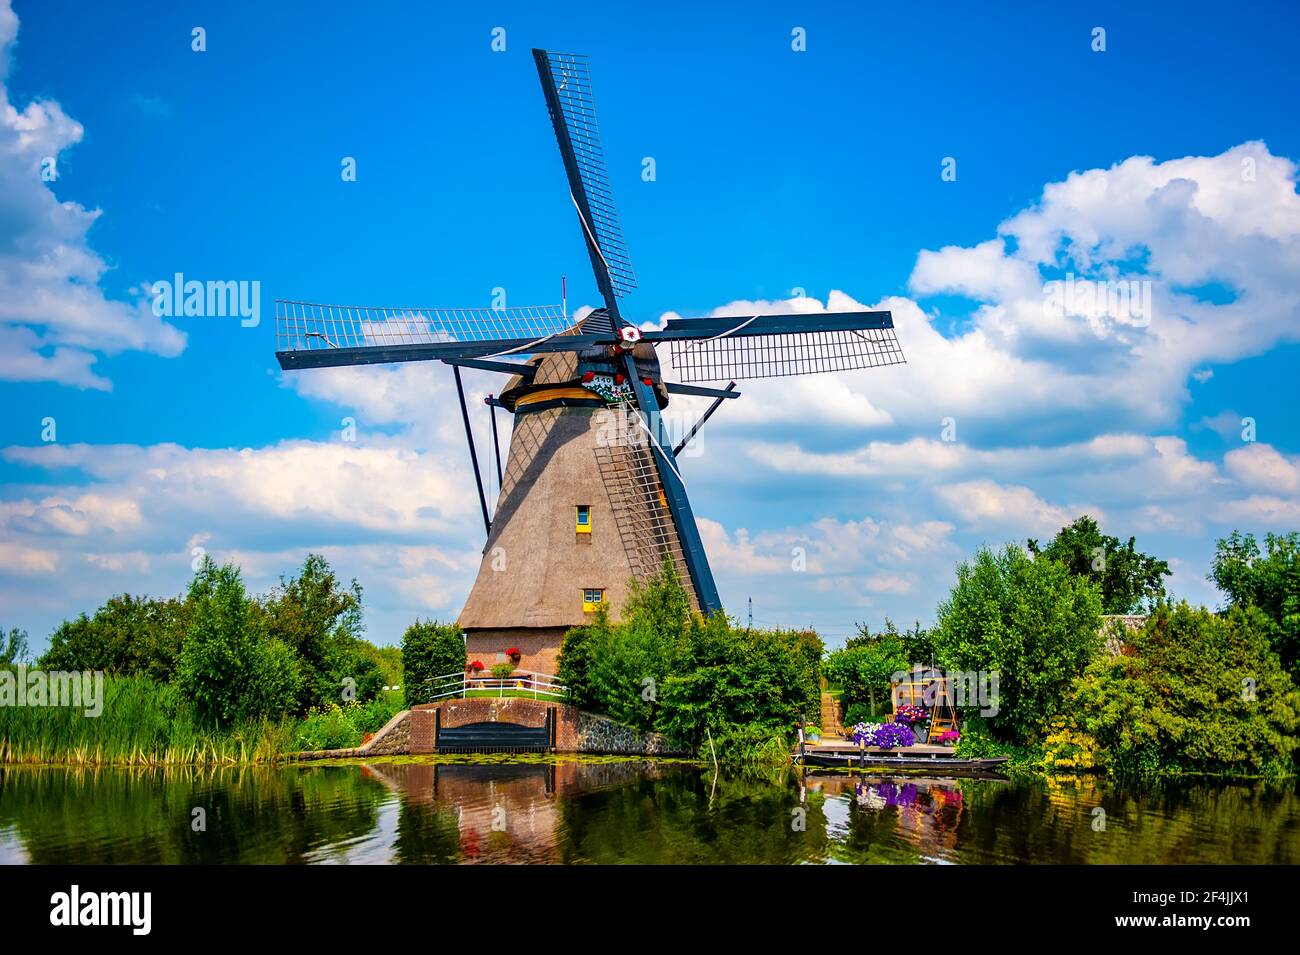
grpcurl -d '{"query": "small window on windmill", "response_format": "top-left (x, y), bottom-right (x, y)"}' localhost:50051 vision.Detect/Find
top-left (582, 588), bottom-right (605, 613)
top-left (575, 504), bottom-right (592, 534)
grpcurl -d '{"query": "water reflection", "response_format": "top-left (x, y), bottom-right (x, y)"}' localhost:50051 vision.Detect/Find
top-left (1, 760), bottom-right (1297, 865)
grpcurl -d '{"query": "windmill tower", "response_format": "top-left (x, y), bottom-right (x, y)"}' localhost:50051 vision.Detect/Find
top-left (275, 50), bottom-right (906, 676)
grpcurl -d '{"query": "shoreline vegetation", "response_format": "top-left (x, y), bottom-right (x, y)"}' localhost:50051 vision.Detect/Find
top-left (2, 518), bottom-right (1298, 780)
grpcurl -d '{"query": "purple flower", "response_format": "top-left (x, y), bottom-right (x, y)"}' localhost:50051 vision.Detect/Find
top-left (873, 722), bottom-right (916, 749)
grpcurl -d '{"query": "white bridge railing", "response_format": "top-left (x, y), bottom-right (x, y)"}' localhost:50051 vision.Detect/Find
top-left (422, 670), bottom-right (568, 702)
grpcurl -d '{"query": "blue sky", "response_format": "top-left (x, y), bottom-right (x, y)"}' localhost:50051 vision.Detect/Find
top-left (2, 0), bottom-right (1299, 650)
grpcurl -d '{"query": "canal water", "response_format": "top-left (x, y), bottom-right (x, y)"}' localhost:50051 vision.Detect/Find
top-left (1, 758), bottom-right (1296, 864)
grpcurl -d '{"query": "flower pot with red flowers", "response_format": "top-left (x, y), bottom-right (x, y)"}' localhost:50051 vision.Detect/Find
top-left (505, 647), bottom-right (522, 665)
top-left (467, 660), bottom-right (485, 686)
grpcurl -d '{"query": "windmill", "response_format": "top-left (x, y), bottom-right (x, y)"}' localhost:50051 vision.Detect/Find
top-left (274, 50), bottom-right (906, 676)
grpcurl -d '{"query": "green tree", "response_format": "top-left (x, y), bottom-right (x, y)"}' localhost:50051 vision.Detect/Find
top-left (932, 543), bottom-right (1104, 743)
top-left (1210, 531), bottom-right (1300, 680)
top-left (598, 556), bottom-right (694, 729)
top-left (400, 620), bottom-right (465, 705)
top-left (1060, 602), bottom-right (1300, 777)
top-left (824, 625), bottom-right (910, 716)
top-left (258, 554), bottom-right (380, 707)
top-left (175, 558), bottom-right (301, 726)
top-left (358, 642), bottom-right (403, 689)
top-left (1029, 515), bottom-right (1171, 613)
top-left (846, 618), bottom-right (935, 662)
top-left (558, 619), bottom-right (606, 712)
top-left (1, 627), bottom-right (29, 665)
top-left (39, 595), bottom-right (188, 680)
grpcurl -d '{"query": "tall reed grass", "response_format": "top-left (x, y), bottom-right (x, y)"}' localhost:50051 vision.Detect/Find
top-left (0, 672), bottom-right (297, 766)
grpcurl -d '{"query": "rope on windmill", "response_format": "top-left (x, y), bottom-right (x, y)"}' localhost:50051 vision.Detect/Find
top-left (678, 315), bottom-right (760, 351)
top-left (570, 192), bottom-right (615, 283)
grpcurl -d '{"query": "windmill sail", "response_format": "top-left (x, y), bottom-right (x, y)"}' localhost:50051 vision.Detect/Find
top-left (274, 300), bottom-right (583, 369)
top-left (534, 50), bottom-right (637, 312)
top-left (594, 426), bottom-right (697, 606)
top-left (651, 310), bottom-right (906, 382)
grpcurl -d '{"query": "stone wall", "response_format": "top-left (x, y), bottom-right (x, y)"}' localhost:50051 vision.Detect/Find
top-left (367, 713), bottom-right (411, 755)
top-left (574, 710), bottom-right (685, 756)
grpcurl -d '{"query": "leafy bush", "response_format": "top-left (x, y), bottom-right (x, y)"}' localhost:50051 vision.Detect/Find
top-left (175, 558), bottom-right (302, 727)
top-left (931, 543), bottom-right (1103, 743)
top-left (704, 723), bottom-right (790, 769)
top-left (38, 553), bottom-right (391, 712)
top-left (659, 613), bottom-right (823, 746)
top-left (1060, 602), bottom-right (1300, 777)
top-left (952, 714), bottom-right (1034, 765)
top-left (1210, 530), bottom-right (1300, 680)
top-left (359, 643), bottom-right (403, 689)
top-left (829, 618), bottom-right (933, 709)
top-left (843, 702), bottom-right (875, 726)
top-left (557, 622), bottom-right (602, 710)
top-left (293, 692), bottom-right (406, 751)
top-left (1041, 716), bottom-right (1100, 773)
top-left (401, 620), bottom-right (465, 704)
top-left (557, 558), bottom-right (821, 750)
top-left (557, 563), bottom-right (690, 730)
top-left (295, 703), bottom-right (363, 751)
top-left (824, 629), bottom-right (908, 714)
top-left (355, 690), bottom-right (405, 732)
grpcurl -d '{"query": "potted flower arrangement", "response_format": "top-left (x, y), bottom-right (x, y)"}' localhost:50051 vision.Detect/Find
top-left (893, 703), bottom-right (928, 726)
top-left (505, 646), bottom-right (522, 664)
top-left (893, 704), bottom-right (930, 743)
top-left (873, 722), bottom-right (916, 749)
top-left (936, 730), bottom-right (961, 747)
top-left (467, 660), bottom-right (484, 685)
top-left (491, 662), bottom-right (515, 680)
top-left (851, 722), bottom-right (882, 746)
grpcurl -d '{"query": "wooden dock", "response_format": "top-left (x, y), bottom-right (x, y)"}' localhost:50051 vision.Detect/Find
top-left (809, 740), bottom-right (956, 757)
top-left (796, 737), bottom-right (1009, 773)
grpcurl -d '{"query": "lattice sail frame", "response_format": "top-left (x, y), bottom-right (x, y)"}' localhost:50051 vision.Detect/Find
top-left (539, 51), bottom-right (637, 299)
top-left (275, 300), bottom-right (573, 354)
top-left (666, 326), bottom-right (906, 382)
top-left (594, 438), bottom-right (697, 609)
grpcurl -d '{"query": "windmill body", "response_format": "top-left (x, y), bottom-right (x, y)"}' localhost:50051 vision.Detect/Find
top-left (456, 343), bottom-right (694, 673)
top-left (274, 50), bottom-right (905, 677)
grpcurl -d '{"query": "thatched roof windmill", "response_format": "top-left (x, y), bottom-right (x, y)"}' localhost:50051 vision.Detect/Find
top-left (275, 50), bottom-right (906, 674)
